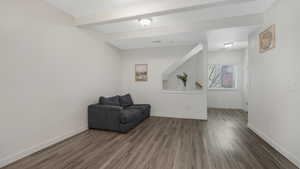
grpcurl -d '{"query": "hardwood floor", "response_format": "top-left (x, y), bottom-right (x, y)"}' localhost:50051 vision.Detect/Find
top-left (3, 109), bottom-right (298, 169)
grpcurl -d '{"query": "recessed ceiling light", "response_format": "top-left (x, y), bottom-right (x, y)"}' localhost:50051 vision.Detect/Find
top-left (224, 42), bottom-right (234, 48)
top-left (138, 18), bottom-right (152, 27)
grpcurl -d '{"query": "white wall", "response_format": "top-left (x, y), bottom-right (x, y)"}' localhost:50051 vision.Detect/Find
top-left (0, 0), bottom-right (121, 167)
top-left (207, 49), bottom-right (246, 109)
top-left (242, 49), bottom-right (249, 111)
top-left (248, 0), bottom-right (300, 167)
top-left (121, 46), bottom-right (207, 120)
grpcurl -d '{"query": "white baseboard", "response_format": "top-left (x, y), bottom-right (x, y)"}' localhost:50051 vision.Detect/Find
top-left (0, 126), bottom-right (88, 168)
top-left (248, 123), bottom-right (300, 168)
top-left (208, 107), bottom-right (244, 110)
top-left (151, 112), bottom-right (207, 120)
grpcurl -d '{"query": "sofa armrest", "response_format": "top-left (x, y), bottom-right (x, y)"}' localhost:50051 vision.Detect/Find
top-left (127, 104), bottom-right (151, 118)
top-left (88, 104), bottom-right (123, 131)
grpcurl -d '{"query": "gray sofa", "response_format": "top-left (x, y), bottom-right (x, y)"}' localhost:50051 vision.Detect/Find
top-left (88, 94), bottom-right (151, 133)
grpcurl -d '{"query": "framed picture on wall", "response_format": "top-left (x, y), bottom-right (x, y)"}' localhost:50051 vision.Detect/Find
top-left (135, 64), bottom-right (148, 81)
top-left (259, 24), bottom-right (276, 53)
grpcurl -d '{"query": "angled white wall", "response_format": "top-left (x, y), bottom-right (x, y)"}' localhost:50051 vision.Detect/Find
top-left (248, 0), bottom-right (300, 167)
top-left (165, 52), bottom-right (205, 91)
top-left (162, 44), bottom-right (203, 80)
top-left (0, 0), bottom-right (121, 167)
top-left (121, 46), bottom-right (207, 120)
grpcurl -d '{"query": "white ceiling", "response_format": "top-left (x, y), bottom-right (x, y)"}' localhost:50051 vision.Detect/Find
top-left (109, 32), bottom-right (206, 50)
top-left (45, 0), bottom-right (255, 19)
top-left (46, 0), bottom-right (171, 18)
top-left (45, 0), bottom-right (275, 50)
top-left (207, 25), bottom-right (259, 51)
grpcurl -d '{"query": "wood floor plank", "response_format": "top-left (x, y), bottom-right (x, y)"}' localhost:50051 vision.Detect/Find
top-left (2, 109), bottom-right (298, 169)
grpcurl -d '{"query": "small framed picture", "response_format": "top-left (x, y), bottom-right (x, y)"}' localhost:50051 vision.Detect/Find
top-left (135, 64), bottom-right (148, 81)
top-left (259, 24), bottom-right (276, 53)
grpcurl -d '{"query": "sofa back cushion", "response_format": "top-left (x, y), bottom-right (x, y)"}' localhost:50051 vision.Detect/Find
top-left (120, 94), bottom-right (134, 108)
top-left (99, 95), bottom-right (120, 106)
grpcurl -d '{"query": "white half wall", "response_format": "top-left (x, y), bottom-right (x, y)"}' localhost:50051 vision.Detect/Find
top-left (248, 0), bottom-right (300, 167)
top-left (0, 0), bottom-right (121, 167)
top-left (207, 49), bottom-right (246, 109)
top-left (121, 46), bottom-right (207, 120)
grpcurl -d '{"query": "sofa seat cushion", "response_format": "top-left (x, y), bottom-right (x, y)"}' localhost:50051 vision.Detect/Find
top-left (120, 109), bottom-right (143, 124)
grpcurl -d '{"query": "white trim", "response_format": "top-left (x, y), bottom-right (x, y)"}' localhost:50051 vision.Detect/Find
top-left (161, 90), bottom-right (204, 95)
top-left (248, 123), bottom-right (300, 168)
top-left (151, 112), bottom-right (207, 120)
top-left (0, 126), bottom-right (88, 168)
top-left (208, 107), bottom-right (244, 110)
top-left (208, 88), bottom-right (239, 91)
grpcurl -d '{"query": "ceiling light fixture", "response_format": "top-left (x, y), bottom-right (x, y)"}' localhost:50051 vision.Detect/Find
top-left (138, 18), bottom-right (152, 27)
top-left (224, 42), bottom-right (234, 48)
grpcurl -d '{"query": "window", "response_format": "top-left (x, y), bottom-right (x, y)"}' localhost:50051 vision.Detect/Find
top-left (208, 64), bottom-right (238, 89)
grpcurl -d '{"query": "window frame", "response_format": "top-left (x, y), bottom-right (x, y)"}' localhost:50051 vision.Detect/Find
top-left (208, 64), bottom-right (239, 90)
